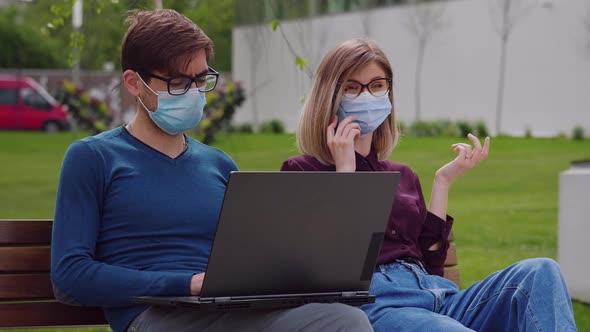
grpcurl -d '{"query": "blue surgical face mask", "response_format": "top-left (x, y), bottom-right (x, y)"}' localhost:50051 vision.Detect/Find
top-left (337, 92), bottom-right (392, 136)
top-left (136, 73), bottom-right (206, 135)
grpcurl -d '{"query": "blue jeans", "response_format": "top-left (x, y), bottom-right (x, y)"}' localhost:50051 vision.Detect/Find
top-left (361, 258), bottom-right (576, 331)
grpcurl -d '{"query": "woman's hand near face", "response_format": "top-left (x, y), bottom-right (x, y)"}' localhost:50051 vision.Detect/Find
top-left (327, 116), bottom-right (360, 172)
top-left (435, 133), bottom-right (490, 186)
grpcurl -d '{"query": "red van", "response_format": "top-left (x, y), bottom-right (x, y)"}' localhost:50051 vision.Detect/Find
top-left (0, 76), bottom-right (70, 131)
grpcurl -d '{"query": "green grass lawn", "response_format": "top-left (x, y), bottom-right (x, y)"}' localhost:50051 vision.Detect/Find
top-left (1, 131), bottom-right (589, 331)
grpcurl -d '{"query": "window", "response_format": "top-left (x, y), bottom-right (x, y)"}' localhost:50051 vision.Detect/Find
top-left (0, 89), bottom-right (18, 105)
top-left (21, 88), bottom-right (52, 110)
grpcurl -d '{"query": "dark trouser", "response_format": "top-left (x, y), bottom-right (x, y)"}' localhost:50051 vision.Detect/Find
top-left (127, 303), bottom-right (373, 332)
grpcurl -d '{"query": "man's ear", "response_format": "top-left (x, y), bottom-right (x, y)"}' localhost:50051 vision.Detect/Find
top-left (122, 70), bottom-right (141, 97)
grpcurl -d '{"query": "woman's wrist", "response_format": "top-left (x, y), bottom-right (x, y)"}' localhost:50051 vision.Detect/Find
top-left (336, 164), bottom-right (355, 172)
top-left (434, 170), bottom-right (454, 188)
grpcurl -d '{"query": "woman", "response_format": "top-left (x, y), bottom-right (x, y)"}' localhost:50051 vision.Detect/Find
top-left (280, 38), bottom-right (576, 332)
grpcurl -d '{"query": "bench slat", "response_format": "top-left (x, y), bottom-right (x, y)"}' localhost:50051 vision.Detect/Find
top-left (443, 267), bottom-right (460, 287)
top-left (0, 219), bottom-right (108, 327)
top-left (0, 301), bottom-right (107, 327)
top-left (0, 247), bottom-right (50, 272)
top-left (0, 274), bottom-right (54, 300)
top-left (443, 243), bottom-right (458, 267)
top-left (0, 220), bottom-right (52, 245)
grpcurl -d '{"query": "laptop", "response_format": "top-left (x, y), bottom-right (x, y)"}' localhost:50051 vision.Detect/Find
top-left (133, 171), bottom-right (400, 312)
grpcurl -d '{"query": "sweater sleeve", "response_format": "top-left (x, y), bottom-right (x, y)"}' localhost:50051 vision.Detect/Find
top-left (51, 141), bottom-right (193, 307)
top-left (412, 171), bottom-right (454, 276)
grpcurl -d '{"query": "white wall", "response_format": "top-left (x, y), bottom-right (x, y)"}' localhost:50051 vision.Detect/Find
top-left (559, 164), bottom-right (590, 304)
top-left (232, 0), bottom-right (590, 136)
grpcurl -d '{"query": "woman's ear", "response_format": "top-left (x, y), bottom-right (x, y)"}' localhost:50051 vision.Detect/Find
top-left (122, 70), bottom-right (141, 97)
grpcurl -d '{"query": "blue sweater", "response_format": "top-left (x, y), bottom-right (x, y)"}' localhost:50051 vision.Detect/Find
top-left (51, 127), bottom-right (238, 332)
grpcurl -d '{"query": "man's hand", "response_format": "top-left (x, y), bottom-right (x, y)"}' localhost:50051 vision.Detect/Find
top-left (190, 273), bottom-right (205, 296)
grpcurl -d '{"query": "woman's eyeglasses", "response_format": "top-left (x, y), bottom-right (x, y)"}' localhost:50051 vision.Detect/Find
top-left (336, 78), bottom-right (392, 99)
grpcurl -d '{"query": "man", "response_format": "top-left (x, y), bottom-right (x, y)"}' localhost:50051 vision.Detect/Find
top-left (50, 9), bottom-right (373, 332)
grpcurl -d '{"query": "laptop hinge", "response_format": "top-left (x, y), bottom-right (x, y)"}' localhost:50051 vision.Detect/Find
top-left (341, 291), bottom-right (369, 297)
top-left (213, 297), bottom-right (232, 303)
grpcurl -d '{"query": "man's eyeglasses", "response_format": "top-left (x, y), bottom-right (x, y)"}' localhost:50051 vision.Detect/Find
top-left (139, 67), bottom-right (220, 96)
top-left (336, 78), bottom-right (392, 99)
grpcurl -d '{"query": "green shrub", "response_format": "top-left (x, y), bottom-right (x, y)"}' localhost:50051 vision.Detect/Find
top-left (401, 120), bottom-right (487, 138)
top-left (409, 121), bottom-right (435, 137)
top-left (196, 80), bottom-right (246, 144)
top-left (456, 121), bottom-right (472, 137)
top-left (234, 123), bottom-right (254, 133)
top-left (572, 126), bottom-right (585, 141)
top-left (54, 80), bottom-right (112, 134)
top-left (397, 121), bottom-right (407, 136)
top-left (475, 121), bottom-right (489, 137)
top-left (434, 120), bottom-right (460, 137)
top-left (260, 119), bottom-right (286, 134)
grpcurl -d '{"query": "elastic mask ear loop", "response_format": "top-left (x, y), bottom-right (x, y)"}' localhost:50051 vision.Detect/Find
top-left (135, 72), bottom-right (157, 113)
top-left (136, 72), bottom-right (158, 96)
top-left (136, 95), bottom-right (153, 113)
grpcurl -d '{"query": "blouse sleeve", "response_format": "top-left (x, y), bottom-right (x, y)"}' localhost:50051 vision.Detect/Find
top-left (280, 158), bottom-right (306, 171)
top-left (413, 171), bottom-right (454, 276)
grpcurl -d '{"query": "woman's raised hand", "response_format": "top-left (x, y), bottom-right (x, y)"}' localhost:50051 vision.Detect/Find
top-left (435, 133), bottom-right (490, 186)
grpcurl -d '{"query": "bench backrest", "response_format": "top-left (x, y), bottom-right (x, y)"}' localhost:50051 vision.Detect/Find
top-left (444, 232), bottom-right (460, 287)
top-left (0, 219), bottom-right (107, 328)
top-left (0, 219), bottom-right (460, 328)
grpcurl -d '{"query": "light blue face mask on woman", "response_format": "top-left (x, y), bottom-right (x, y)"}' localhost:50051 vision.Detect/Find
top-left (337, 92), bottom-right (392, 136)
top-left (136, 73), bottom-right (206, 135)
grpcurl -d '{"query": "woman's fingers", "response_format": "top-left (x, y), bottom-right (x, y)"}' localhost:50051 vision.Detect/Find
top-left (447, 135), bottom-right (491, 175)
top-left (341, 122), bottom-right (360, 140)
top-left (346, 127), bottom-right (361, 141)
top-left (326, 117), bottom-right (337, 144)
top-left (327, 117), bottom-right (337, 135)
top-left (468, 134), bottom-right (491, 161)
top-left (467, 133), bottom-right (483, 151)
top-left (482, 136), bottom-right (491, 157)
top-left (328, 116), bottom-right (360, 150)
top-left (455, 145), bottom-right (468, 160)
top-left (453, 143), bottom-right (473, 158)
top-left (335, 116), bottom-right (356, 138)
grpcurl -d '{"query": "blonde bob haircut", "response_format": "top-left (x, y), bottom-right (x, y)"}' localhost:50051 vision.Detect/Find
top-left (297, 38), bottom-right (399, 165)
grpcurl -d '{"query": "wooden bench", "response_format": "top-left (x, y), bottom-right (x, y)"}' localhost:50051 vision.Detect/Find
top-left (0, 219), bottom-right (460, 328)
top-left (444, 232), bottom-right (460, 287)
top-left (0, 219), bottom-right (107, 329)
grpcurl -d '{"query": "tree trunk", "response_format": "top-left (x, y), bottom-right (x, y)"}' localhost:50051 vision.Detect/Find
top-left (495, 35), bottom-right (508, 136)
top-left (495, 0), bottom-right (511, 136)
top-left (414, 39), bottom-right (426, 122)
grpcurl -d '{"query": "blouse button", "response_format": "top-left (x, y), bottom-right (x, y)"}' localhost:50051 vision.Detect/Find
top-left (391, 229), bottom-right (397, 235)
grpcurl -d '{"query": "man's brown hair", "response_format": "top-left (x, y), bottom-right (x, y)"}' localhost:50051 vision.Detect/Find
top-left (121, 9), bottom-right (213, 78)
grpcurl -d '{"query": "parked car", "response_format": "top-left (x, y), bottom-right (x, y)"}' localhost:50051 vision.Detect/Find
top-left (0, 75), bottom-right (70, 132)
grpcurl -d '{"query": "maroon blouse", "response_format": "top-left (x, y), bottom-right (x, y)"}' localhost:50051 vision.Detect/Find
top-left (280, 150), bottom-right (454, 276)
